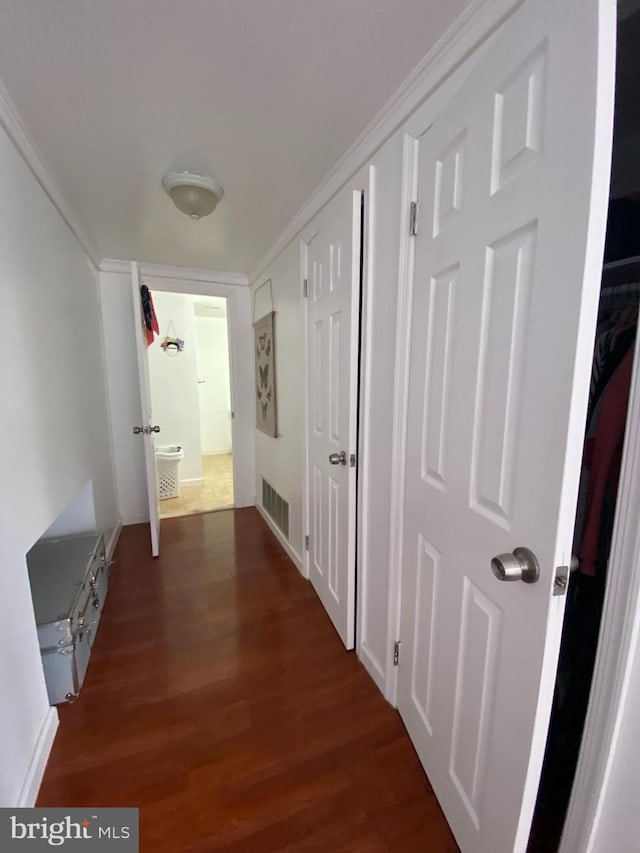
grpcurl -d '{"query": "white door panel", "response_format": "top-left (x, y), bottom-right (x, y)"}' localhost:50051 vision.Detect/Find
top-left (398, 1), bottom-right (613, 851)
top-left (130, 261), bottom-right (161, 557)
top-left (307, 188), bottom-right (361, 649)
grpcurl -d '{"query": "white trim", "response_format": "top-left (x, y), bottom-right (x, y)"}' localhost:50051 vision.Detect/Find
top-left (179, 477), bottom-right (204, 487)
top-left (94, 267), bottom-right (123, 543)
top-left (0, 79), bottom-right (99, 268)
top-left (100, 258), bottom-right (249, 287)
top-left (560, 325), bottom-right (640, 851)
top-left (356, 167), bottom-right (375, 664)
top-left (104, 523), bottom-right (122, 561)
top-left (255, 503), bottom-right (303, 573)
top-left (300, 238), bottom-right (310, 581)
top-left (17, 707), bottom-right (59, 807)
top-left (251, 0), bottom-right (521, 283)
top-left (224, 290), bottom-right (243, 506)
top-left (385, 133), bottom-right (419, 705)
top-left (202, 450), bottom-right (233, 456)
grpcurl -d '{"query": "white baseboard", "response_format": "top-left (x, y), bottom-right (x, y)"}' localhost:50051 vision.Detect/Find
top-left (104, 522), bottom-right (122, 560)
top-left (17, 707), bottom-right (59, 807)
top-left (255, 504), bottom-right (303, 573)
top-left (180, 477), bottom-right (204, 487)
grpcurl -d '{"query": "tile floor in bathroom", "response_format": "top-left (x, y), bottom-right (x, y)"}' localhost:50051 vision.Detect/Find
top-left (159, 453), bottom-right (234, 519)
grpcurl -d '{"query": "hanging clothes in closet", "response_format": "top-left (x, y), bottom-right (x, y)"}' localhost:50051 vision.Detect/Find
top-left (576, 301), bottom-right (637, 580)
top-left (530, 284), bottom-right (639, 848)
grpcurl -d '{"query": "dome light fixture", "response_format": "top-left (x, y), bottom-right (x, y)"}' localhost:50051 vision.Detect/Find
top-left (161, 171), bottom-right (224, 220)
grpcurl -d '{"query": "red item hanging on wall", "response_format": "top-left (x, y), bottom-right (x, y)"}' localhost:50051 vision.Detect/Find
top-left (140, 284), bottom-right (160, 346)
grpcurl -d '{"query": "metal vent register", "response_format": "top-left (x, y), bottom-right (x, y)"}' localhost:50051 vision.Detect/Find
top-left (262, 478), bottom-right (289, 539)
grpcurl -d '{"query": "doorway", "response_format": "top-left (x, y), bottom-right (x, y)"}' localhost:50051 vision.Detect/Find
top-left (389, 0), bottom-right (614, 849)
top-left (303, 185), bottom-right (364, 650)
top-left (147, 290), bottom-right (234, 519)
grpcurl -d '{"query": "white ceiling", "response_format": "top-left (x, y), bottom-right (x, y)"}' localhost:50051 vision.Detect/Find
top-left (0, 0), bottom-right (471, 274)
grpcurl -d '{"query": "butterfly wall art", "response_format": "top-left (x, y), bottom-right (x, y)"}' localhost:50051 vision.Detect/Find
top-left (254, 311), bottom-right (277, 437)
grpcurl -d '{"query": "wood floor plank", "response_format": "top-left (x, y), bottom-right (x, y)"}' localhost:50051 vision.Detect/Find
top-left (38, 508), bottom-right (457, 851)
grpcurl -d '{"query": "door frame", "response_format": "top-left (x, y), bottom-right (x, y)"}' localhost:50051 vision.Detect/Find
top-left (301, 174), bottom-right (372, 651)
top-left (560, 340), bottom-right (640, 849)
top-left (137, 270), bottom-right (255, 510)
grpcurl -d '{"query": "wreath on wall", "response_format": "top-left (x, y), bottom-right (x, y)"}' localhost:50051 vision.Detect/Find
top-left (160, 321), bottom-right (184, 357)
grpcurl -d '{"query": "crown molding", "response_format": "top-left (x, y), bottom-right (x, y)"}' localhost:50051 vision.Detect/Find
top-left (0, 78), bottom-right (100, 270)
top-left (251, 0), bottom-right (521, 283)
top-left (99, 258), bottom-right (249, 287)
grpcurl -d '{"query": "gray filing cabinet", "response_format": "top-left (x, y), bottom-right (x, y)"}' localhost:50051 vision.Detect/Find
top-left (27, 533), bottom-right (109, 705)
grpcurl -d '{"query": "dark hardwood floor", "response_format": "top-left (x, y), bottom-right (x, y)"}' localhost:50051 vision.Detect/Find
top-left (38, 509), bottom-right (458, 852)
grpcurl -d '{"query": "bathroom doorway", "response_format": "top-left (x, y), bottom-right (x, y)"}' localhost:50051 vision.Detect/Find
top-left (147, 290), bottom-right (234, 518)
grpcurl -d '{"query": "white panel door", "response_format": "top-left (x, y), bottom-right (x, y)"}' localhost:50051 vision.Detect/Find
top-left (130, 261), bottom-right (161, 557)
top-left (307, 187), bottom-right (361, 649)
top-left (398, 1), bottom-right (613, 851)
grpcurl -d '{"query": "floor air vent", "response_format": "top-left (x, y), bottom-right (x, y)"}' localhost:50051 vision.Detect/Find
top-left (262, 478), bottom-right (290, 540)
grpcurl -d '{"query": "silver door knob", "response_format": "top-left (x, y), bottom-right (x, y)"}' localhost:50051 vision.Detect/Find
top-left (133, 426), bottom-right (144, 435)
top-left (329, 451), bottom-right (347, 466)
top-left (491, 547), bottom-right (540, 584)
top-left (149, 425), bottom-right (161, 433)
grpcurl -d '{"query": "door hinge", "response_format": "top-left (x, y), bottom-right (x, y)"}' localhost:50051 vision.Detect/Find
top-left (393, 640), bottom-right (401, 666)
top-left (409, 201), bottom-right (418, 236)
top-left (303, 278), bottom-right (308, 298)
top-left (350, 453), bottom-right (356, 468)
top-left (553, 565), bottom-right (570, 596)
top-left (305, 535), bottom-right (310, 552)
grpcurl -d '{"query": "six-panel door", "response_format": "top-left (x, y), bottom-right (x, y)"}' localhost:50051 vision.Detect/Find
top-left (397, 0), bottom-right (613, 850)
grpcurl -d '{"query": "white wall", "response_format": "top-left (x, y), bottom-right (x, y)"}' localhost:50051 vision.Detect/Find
top-left (253, 241), bottom-right (305, 559)
top-left (43, 481), bottom-right (97, 538)
top-left (99, 268), bottom-right (255, 523)
top-left (0, 122), bottom-right (117, 805)
top-left (195, 315), bottom-right (232, 454)
top-left (148, 291), bottom-right (202, 484)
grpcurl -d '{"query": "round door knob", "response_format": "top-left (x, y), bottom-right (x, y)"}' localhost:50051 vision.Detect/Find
top-left (149, 425), bottom-right (161, 433)
top-left (329, 451), bottom-right (347, 466)
top-left (491, 547), bottom-right (540, 584)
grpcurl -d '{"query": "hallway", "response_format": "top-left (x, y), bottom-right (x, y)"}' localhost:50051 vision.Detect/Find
top-left (37, 509), bottom-right (457, 852)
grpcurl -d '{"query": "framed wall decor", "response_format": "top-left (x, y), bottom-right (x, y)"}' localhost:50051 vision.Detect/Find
top-left (254, 310), bottom-right (277, 437)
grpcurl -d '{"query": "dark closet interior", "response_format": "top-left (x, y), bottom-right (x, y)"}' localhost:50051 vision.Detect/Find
top-left (528, 7), bottom-right (640, 851)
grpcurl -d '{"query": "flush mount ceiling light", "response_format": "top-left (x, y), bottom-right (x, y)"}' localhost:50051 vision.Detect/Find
top-left (161, 171), bottom-right (224, 220)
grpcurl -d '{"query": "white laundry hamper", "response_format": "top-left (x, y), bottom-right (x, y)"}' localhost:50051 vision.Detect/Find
top-left (156, 445), bottom-right (184, 500)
